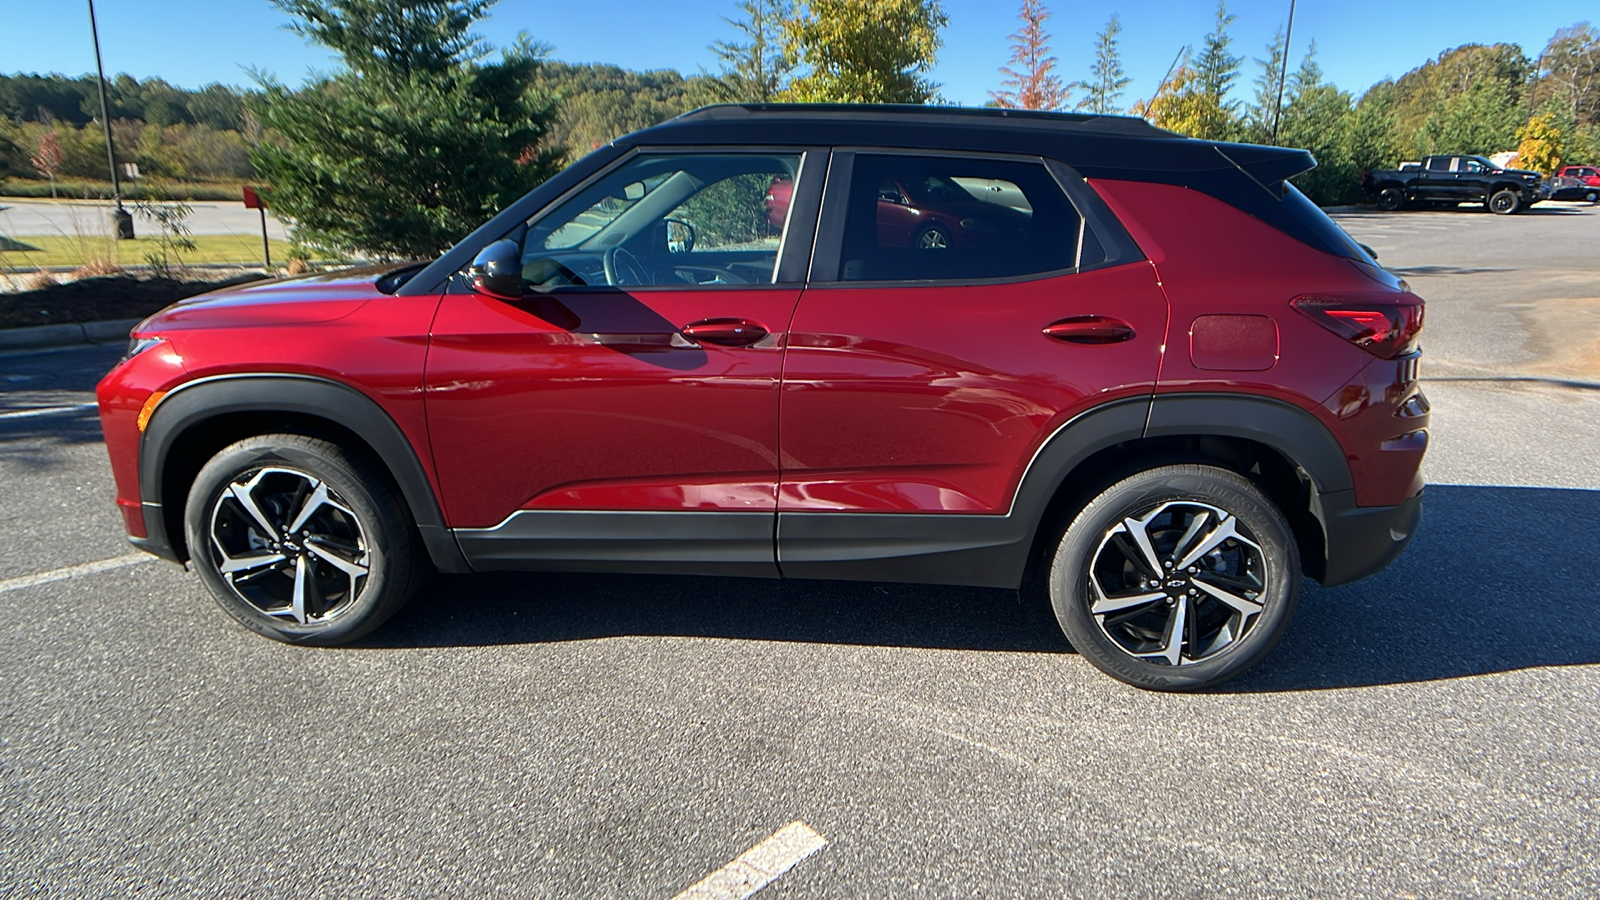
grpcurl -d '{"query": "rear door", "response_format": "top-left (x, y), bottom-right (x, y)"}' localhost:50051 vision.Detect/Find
top-left (775, 150), bottom-right (1168, 583)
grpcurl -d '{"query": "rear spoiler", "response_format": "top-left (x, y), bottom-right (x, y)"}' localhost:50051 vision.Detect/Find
top-left (1213, 144), bottom-right (1317, 195)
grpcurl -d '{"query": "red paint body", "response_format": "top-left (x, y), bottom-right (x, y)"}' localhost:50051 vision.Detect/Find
top-left (98, 174), bottom-right (1424, 551)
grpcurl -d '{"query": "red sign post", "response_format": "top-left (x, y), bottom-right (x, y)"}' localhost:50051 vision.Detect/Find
top-left (243, 187), bottom-right (271, 271)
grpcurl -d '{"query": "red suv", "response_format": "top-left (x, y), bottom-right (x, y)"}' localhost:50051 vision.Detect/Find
top-left (98, 105), bottom-right (1427, 690)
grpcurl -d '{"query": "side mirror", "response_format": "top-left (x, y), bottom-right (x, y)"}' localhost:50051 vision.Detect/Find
top-left (1357, 243), bottom-right (1379, 262)
top-left (663, 218), bottom-right (696, 253)
top-left (469, 239), bottom-right (523, 300)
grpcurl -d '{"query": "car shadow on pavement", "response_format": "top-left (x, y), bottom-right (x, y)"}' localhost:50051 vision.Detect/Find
top-left (1230, 483), bottom-right (1600, 691)
top-left (366, 484), bottom-right (1600, 690)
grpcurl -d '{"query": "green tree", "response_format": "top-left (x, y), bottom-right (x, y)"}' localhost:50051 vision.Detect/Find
top-left (532, 63), bottom-right (715, 159)
top-left (781, 0), bottom-right (948, 104)
top-left (1277, 44), bottom-right (1359, 204)
top-left (1387, 43), bottom-right (1530, 158)
top-left (992, 0), bottom-right (1070, 111)
top-left (1077, 14), bottom-right (1130, 115)
top-left (1191, 0), bottom-right (1242, 138)
top-left (708, 0), bottom-right (797, 103)
top-left (1349, 80), bottom-right (1401, 171)
top-left (1514, 113), bottom-right (1564, 173)
top-left (252, 0), bottom-right (563, 258)
top-left (1245, 25), bottom-right (1287, 143)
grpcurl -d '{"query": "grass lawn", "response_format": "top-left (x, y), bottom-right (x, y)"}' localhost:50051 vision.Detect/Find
top-left (0, 233), bottom-right (293, 269)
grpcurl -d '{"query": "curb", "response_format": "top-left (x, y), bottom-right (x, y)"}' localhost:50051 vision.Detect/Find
top-left (0, 318), bottom-right (143, 352)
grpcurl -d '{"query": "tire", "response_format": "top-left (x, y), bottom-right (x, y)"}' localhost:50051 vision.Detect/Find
top-left (1375, 188), bottom-right (1404, 212)
top-left (1047, 465), bottom-right (1300, 691)
top-left (1487, 189), bottom-right (1520, 215)
top-left (184, 434), bottom-right (427, 645)
top-left (1585, 190), bottom-right (1598, 205)
top-left (914, 223), bottom-right (951, 250)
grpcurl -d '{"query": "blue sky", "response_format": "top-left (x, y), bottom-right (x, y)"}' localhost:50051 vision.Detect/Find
top-left (7, 0), bottom-right (1595, 109)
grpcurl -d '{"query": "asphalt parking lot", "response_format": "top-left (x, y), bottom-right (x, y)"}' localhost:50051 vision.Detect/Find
top-left (2, 203), bottom-right (1597, 897)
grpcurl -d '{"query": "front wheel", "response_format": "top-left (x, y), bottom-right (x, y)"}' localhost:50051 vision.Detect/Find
top-left (1585, 189), bottom-right (1598, 205)
top-left (1487, 189), bottom-right (1521, 215)
top-left (1048, 465), bottom-right (1300, 691)
top-left (184, 434), bottom-right (427, 645)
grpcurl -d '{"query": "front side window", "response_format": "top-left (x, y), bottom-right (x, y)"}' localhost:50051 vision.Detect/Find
top-left (520, 152), bottom-right (802, 289)
top-left (835, 154), bottom-right (1081, 282)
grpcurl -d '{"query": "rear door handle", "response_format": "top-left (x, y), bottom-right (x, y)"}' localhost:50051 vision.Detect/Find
top-left (682, 318), bottom-right (770, 347)
top-left (1043, 315), bottom-right (1136, 344)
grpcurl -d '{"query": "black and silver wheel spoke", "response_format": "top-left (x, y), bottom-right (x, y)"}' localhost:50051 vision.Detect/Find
top-left (208, 467), bottom-right (370, 626)
top-left (1088, 500), bottom-right (1268, 667)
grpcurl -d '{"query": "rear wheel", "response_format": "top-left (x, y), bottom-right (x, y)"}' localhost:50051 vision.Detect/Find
top-left (184, 434), bottom-right (427, 645)
top-left (1488, 189), bottom-right (1520, 214)
top-left (1048, 465), bottom-right (1300, 691)
top-left (1375, 188), bottom-right (1404, 211)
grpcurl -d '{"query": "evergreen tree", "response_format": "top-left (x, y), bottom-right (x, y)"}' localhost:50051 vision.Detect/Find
top-left (708, 0), bottom-right (798, 103)
top-left (252, 0), bottom-right (563, 258)
top-left (991, 0), bottom-right (1070, 111)
top-left (1349, 80), bottom-right (1402, 171)
top-left (1191, 0), bottom-right (1243, 139)
top-left (781, 0), bottom-right (948, 104)
top-left (1077, 14), bottom-right (1131, 115)
top-left (1246, 26), bottom-right (1287, 143)
top-left (1278, 43), bottom-right (1359, 204)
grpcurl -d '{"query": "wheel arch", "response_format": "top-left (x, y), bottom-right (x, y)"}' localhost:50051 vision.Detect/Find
top-left (1014, 393), bottom-right (1351, 587)
top-left (139, 374), bottom-right (470, 573)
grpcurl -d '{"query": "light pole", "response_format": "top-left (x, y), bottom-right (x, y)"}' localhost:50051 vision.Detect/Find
top-left (88, 0), bottom-right (133, 239)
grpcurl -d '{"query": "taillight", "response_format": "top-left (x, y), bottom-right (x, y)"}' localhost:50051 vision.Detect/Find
top-left (1292, 295), bottom-right (1424, 359)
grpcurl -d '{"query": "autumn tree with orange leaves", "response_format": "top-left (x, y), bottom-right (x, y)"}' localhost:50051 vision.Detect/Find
top-left (991, 0), bottom-right (1071, 111)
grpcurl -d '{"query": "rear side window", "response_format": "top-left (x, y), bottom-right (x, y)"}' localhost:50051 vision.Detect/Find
top-left (1281, 184), bottom-right (1374, 263)
top-left (837, 155), bottom-right (1081, 282)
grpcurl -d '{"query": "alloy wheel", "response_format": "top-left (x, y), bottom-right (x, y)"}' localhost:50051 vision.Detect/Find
top-left (207, 467), bottom-right (371, 625)
top-left (1087, 500), bottom-right (1267, 666)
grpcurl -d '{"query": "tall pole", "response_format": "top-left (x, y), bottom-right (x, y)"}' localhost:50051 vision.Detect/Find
top-left (1270, 0), bottom-right (1297, 146)
top-left (88, 0), bottom-right (133, 239)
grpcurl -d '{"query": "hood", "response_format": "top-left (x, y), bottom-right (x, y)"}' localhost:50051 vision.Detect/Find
top-left (138, 263), bottom-right (419, 332)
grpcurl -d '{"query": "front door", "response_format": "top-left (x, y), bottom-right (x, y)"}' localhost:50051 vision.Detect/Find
top-left (426, 149), bottom-right (821, 576)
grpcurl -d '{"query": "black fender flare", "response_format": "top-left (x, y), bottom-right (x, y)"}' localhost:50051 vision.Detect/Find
top-left (1143, 393), bottom-right (1351, 493)
top-left (138, 373), bottom-right (471, 573)
top-left (1002, 392), bottom-right (1351, 585)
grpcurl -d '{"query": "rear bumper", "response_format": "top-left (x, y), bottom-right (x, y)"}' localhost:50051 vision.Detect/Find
top-left (1315, 488), bottom-right (1423, 587)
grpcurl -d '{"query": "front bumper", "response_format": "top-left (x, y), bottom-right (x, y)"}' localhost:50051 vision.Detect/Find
top-left (1315, 488), bottom-right (1423, 587)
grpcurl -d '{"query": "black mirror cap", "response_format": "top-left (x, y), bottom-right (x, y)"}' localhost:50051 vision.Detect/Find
top-left (469, 239), bottom-right (523, 300)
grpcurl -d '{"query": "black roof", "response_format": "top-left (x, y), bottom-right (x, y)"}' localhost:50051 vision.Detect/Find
top-left (624, 103), bottom-right (1310, 186)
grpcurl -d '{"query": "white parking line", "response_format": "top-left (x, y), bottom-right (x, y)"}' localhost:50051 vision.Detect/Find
top-left (0, 402), bottom-right (98, 420)
top-left (671, 821), bottom-right (827, 900)
top-left (0, 553), bottom-right (159, 595)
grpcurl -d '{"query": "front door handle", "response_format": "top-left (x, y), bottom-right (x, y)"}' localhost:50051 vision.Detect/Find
top-left (1043, 315), bottom-right (1136, 345)
top-left (682, 318), bottom-right (770, 347)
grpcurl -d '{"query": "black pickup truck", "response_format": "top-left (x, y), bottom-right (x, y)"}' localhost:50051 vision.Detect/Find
top-left (1362, 155), bottom-right (1550, 214)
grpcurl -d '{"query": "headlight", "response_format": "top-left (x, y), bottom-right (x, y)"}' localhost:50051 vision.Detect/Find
top-left (124, 335), bottom-right (165, 362)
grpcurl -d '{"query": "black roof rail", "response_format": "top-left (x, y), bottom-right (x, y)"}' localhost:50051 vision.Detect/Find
top-left (670, 103), bottom-right (1180, 139)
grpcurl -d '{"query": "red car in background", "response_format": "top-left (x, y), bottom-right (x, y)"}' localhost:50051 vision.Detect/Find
top-left (1551, 165), bottom-right (1600, 203)
top-left (766, 172), bottom-right (1030, 249)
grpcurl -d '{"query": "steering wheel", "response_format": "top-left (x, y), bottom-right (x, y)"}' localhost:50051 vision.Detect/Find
top-left (603, 245), bottom-right (651, 286)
